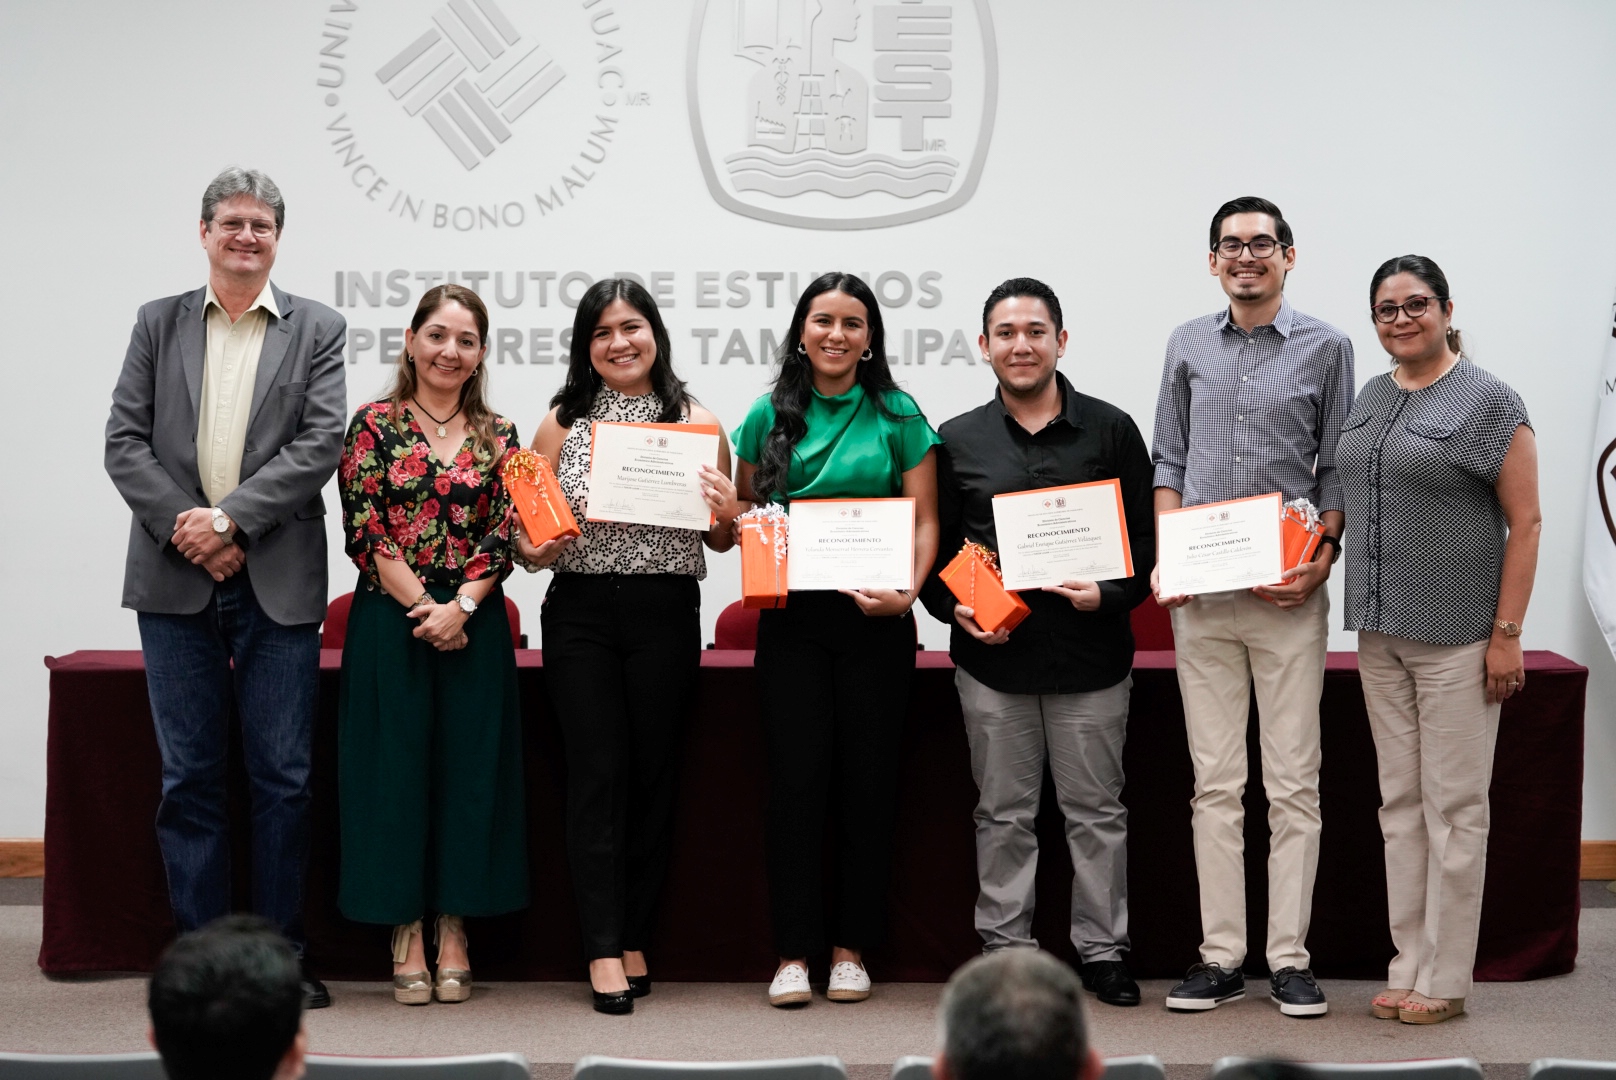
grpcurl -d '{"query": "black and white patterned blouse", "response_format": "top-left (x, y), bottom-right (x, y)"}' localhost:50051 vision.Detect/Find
top-left (1339, 359), bottom-right (1530, 645)
top-left (550, 386), bottom-right (707, 578)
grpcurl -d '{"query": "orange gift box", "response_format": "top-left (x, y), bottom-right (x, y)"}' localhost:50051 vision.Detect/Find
top-left (500, 448), bottom-right (580, 545)
top-left (1281, 500), bottom-right (1324, 572)
top-left (939, 542), bottom-right (1030, 635)
top-left (1258, 498), bottom-right (1325, 605)
top-left (738, 504), bottom-right (789, 609)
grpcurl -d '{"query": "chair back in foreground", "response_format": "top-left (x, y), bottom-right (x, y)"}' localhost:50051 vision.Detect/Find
top-left (891, 1055), bottom-right (1165, 1080)
top-left (576, 1056), bottom-right (846, 1080)
top-left (0, 1052), bottom-right (165, 1080)
top-left (304, 1052), bottom-right (531, 1080)
top-left (1100, 1056), bottom-right (1168, 1080)
top-left (1211, 1059), bottom-right (1484, 1080)
top-left (1529, 1062), bottom-right (1616, 1080)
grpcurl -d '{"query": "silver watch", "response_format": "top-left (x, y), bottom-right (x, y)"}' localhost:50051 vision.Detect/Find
top-left (211, 507), bottom-right (234, 545)
top-left (455, 594), bottom-right (478, 616)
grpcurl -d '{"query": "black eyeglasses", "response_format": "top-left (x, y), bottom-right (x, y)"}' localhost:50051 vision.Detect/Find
top-left (1371, 295), bottom-right (1448, 323)
top-left (1214, 236), bottom-right (1287, 259)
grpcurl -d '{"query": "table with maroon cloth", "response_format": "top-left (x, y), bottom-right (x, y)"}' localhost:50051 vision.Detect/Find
top-left (40, 648), bottom-right (1584, 982)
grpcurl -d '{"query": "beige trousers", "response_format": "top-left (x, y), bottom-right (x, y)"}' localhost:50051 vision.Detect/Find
top-left (1170, 587), bottom-right (1328, 971)
top-left (1357, 631), bottom-right (1499, 1000)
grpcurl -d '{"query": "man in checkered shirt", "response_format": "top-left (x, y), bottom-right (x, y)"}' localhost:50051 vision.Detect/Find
top-left (1150, 197), bottom-right (1354, 1018)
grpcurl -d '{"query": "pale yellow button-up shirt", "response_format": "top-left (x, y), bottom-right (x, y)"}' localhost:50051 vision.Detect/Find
top-left (197, 282), bottom-right (278, 507)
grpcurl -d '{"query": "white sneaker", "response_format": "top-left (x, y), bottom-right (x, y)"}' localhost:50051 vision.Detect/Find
top-left (768, 963), bottom-right (811, 1007)
top-left (826, 961), bottom-right (871, 1002)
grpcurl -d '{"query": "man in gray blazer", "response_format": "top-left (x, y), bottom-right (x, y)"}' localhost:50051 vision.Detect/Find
top-left (105, 167), bottom-right (346, 1008)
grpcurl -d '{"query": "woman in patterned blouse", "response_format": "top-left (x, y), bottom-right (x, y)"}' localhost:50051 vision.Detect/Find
top-left (514, 278), bottom-right (741, 1015)
top-left (336, 284), bottom-right (526, 1006)
top-left (1339, 256), bottom-right (1540, 1025)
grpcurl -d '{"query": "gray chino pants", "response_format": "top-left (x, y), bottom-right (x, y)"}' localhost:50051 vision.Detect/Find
top-left (956, 668), bottom-right (1132, 960)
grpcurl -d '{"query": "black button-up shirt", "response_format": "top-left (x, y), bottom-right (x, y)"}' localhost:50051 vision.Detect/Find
top-left (920, 373), bottom-right (1156, 695)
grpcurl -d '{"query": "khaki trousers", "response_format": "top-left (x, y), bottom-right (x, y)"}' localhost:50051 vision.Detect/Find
top-left (1357, 631), bottom-right (1499, 1000)
top-left (1170, 587), bottom-right (1328, 971)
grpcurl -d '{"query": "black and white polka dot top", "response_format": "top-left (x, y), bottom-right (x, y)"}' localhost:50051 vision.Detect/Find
top-left (550, 387), bottom-right (707, 579)
top-left (1339, 359), bottom-right (1530, 645)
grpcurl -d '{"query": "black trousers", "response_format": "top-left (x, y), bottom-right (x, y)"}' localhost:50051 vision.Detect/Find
top-left (540, 572), bottom-right (700, 961)
top-left (755, 591), bottom-right (916, 957)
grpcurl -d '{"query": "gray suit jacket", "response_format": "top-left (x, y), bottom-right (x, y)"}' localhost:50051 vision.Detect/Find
top-left (105, 283), bottom-right (348, 626)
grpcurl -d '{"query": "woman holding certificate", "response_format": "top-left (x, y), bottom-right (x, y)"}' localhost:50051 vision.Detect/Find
top-left (1340, 255), bottom-right (1540, 1025)
top-left (337, 284), bottom-right (526, 1005)
top-left (732, 272), bottom-right (942, 1007)
top-left (515, 278), bottom-right (740, 1015)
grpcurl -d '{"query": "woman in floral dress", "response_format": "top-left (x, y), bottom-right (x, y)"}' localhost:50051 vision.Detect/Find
top-left (336, 284), bottom-right (525, 1005)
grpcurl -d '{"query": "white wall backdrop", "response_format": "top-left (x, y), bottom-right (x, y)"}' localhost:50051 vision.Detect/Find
top-left (3, 0), bottom-right (1614, 840)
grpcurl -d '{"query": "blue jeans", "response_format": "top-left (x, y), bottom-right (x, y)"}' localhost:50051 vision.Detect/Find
top-left (138, 574), bottom-right (320, 951)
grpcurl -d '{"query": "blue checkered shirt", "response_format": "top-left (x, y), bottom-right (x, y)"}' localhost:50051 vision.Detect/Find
top-left (1151, 297), bottom-right (1355, 513)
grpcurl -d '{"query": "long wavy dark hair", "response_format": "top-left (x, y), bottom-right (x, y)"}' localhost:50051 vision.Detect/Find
top-left (385, 284), bottom-right (500, 461)
top-left (550, 278), bottom-right (691, 426)
top-left (751, 272), bottom-right (905, 503)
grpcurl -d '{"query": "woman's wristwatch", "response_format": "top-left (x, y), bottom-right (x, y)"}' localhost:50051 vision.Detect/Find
top-left (454, 594), bottom-right (478, 616)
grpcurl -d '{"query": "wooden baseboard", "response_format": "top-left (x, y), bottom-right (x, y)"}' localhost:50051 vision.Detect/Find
top-left (1585, 840), bottom-right (1616, 879)
top-left (5, 836), bottom-right (1615, 881)
top-left (0, 839), bottom-right (43, 878)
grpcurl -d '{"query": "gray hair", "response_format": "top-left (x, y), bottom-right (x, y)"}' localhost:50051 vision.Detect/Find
top-left (937, 951), bottom-right (1089, 1080)
top-left (200, 167), bottom-right (284, 232)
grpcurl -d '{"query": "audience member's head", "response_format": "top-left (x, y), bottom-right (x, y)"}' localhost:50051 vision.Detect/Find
top-left (148, 914), bottom-right (307, 1080)
top-left (934, 950), bottom-right (1100, 1080)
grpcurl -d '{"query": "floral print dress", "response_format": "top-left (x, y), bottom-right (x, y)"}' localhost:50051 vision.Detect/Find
top-left (339, 401), bottom-right (519, 588)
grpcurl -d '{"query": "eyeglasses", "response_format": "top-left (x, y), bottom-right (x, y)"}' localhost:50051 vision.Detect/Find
top-left (1214, 236), bottom-right (1287, 259)
top-left (1370, 295), bottom-right (1447, 323)
top-left (212, 217), bottom-right (278, 237)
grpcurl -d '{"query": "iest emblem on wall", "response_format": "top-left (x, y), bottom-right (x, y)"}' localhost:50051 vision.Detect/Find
top-left (687, 0), bottom-right (998, 230)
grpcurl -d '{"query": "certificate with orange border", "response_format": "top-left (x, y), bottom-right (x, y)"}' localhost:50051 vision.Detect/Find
top-left (1156, 492), bottom-right (1283, 596)
top-left (586, 422), bottom-right (720, 529)
top-left (787, 498), bottom-right (915, 591)
top-left (992, 479), bottom-right (1135, 591)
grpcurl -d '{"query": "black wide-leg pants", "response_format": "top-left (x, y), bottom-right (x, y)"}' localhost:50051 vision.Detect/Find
top-left (540, 572), bottom-right (700, 961)
top-left (755, 591), bottom-right (915, 957)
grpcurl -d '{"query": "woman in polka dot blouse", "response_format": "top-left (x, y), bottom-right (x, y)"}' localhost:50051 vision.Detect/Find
top-left (1338, 254), bottom-right (1540, 1025)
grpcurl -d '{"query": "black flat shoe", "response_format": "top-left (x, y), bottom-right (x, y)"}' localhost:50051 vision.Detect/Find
top-left (592, 988), bottom-right (634, 1015)
top-left (1079, 959), bottom-right (1140, 1007)
top-left (627, 975), bottom-right (651, 998)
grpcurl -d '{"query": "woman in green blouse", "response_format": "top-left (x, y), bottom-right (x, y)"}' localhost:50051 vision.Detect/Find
top-left (336, 284), bottom-right (526, 1005)
top-left (733, 272), bottom-right (941, 1008)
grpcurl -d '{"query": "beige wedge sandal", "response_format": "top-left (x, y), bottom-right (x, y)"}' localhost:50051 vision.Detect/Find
top-left (433, 914), bottom-right (472, 1003)
top-left (392, 919), bottom-right (431, 1005)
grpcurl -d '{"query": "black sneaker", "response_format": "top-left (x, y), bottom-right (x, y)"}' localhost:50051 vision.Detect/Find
top-left (1165, 962), bottom-right (1245, 1011)
top-left (1078, 960), bottom-right (1140, 1007)
top-left (1269, 966), bottom-right (1327, 1017)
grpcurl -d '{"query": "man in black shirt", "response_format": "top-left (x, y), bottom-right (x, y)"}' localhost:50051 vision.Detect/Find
top-left (920, 278), bottom-right (1154, 1007)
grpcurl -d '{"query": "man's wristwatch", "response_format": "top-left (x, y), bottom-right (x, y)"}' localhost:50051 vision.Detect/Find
top-left (455, 594), bottom-right (478, 616)
top-left (211, 507), bottom-right (234, 546)
top-left (1496, 619), bottom-right (1523, 638)
top-left (1315, 534), bottom-right (1341, 562)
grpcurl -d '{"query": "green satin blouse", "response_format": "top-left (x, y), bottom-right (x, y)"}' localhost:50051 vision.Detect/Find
top-left (732, 383), bottom-right (941, 505)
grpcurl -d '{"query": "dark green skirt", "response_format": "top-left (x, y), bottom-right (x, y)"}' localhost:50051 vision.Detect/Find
top-left (337, 580), bottom-right (528, 924)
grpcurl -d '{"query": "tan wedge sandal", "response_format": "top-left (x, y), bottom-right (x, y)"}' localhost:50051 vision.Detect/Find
top-left (433, 914), bottom-right (472, 1003)
top-left (392, 919), bottom-right (431, 1005)
top-left (1399, 994), bottom-right (1465, 1024)
top-left (1371, 988), bottom-right (1413, 1019)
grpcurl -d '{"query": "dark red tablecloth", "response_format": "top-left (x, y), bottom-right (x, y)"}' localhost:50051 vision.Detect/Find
top-left (40, 648), bottom-right (1584, 982)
